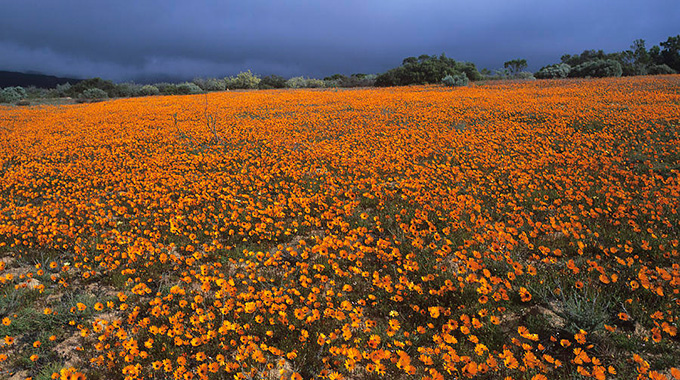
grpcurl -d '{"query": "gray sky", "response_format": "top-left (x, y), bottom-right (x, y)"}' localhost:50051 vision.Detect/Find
top-left (0, 0), bottom-right (678, 82)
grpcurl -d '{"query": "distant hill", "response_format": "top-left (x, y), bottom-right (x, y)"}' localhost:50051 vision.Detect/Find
top-left (0, 70), bottom-right (81, 89)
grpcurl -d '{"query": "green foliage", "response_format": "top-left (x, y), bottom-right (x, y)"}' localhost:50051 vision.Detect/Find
top-left (285, 76), bottom-right (307, 88)
top-left (514, 71), bottom-right (536, 80)
top-left (535, 63), bottom-right (571, 79)
top-left (175, 82), bottom-right (204, 95)
top-left (225, 70), bottom-right (261, 89)
top-left (155, 83), bottom-right (178, 95)
top-left (620, 39), bottom-right (652, 76)
top-left (658, 34), bottom-right (680, 72)
top-left (0, 86), bottom-right (27, 103)
top-left (376, 54), bottom-right (481, 87)
top-left (258, 74), bottom-right (287, 89)
top-left (68, 77), bottom-right (117, 98)
top-left (305, 78), bottom-right (325, 88)
top-left (441, 73), bottom-right (469, 87)
top-left (551, 289), bottom-right (610, 335)
top-left (79, 88), bottom-right (108, 99)
top-left (569, 59), bottom-right (623, 78)
top-left (647, 64), bottom-right (676, 75)
top-left (546, 35), bottom-right (679, 79)
top-left (285, 76), bottom-right (325, 88)
top-left (55, 83), bottom-right (71, 97)
top-left (114, 82), bottom-right (142, 97)
top-left (35, 362), bottom-right (66, 380)
top-left (504, 59), bottom-right (528, 74)
top-left (561, 50), bottom-right (608, 67)
top-left (630, 39), bottom-right (650, 67)
top-left (139, 84), bottom-right (160, 96)
top-left (192, 77), bottom-right (226, 91)
top-left (323, 73), bottom-right (376, 88)
top-left (23, 86), bottom-right (51, 99)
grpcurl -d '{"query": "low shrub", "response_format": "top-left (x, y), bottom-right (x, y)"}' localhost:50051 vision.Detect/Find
top-left (0, 86), bottom-right (27, 103)
top-left (286, 77), bottom-right (326, 88)
top-left (155, 83), bottom-right (178, 95)
top-left (647, 64), bottom-right (676, 75)
top-left (258, 75), bottom-right (287, 89)
top-left (79, 88), bottom-right (108, 99)
top-left (115, 82), bottom-right (142, 97)
top-left (175, 82), bottom-right (204, 95)
top-left (513, 71), bottom-right (536, 80)
top-left (442, 74), bottom-right (469, 87)
top-left (535, 63), bottom-right (571, 79)
top-left (225, 70), bottom-right (261, 90)
top-left (55, 83), bottom-right (72, 97)
top-left (139, 85), bottom-right (160, 96)
top-left (193, 77), bottom-right (226, 91)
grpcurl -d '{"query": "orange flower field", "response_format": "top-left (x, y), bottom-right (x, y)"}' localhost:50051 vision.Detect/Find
top-left (0, 76), bottom-right (679, 380)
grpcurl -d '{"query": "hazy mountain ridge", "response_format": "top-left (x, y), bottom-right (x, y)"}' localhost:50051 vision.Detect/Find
top-left (0, 70), bottom-right (81, 88)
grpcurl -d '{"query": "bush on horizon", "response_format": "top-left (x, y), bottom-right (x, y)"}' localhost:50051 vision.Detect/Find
top-left (0, 86), bottom-right (27, 103)
top-left (569, 59), bottom-right (623, 78)
top-left (535, 63), bottom-right (571, 79)
top-left (376, 54), bottom-right (482, 87)
top-left (441, 73), bottom-right (469, 87)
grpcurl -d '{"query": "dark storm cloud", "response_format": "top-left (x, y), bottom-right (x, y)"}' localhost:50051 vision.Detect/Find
top-left (0, 0), bottom-right (678, 81)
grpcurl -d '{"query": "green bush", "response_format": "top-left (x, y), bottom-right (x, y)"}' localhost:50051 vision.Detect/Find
top-left (0, 86), bottom-right (27, 103)
top-left (55, 83), bottom-right (72, 97)
top-left (155, 83), bottom-right (178, 95)
top-left (323, 73), bottom-right (377, 88)
top-left (285, 76), bottom-right (306, 88)
top-left (139, 85), bottom-right (160, 96)
top-left (535, 63), bottom-right (571, 79)
top-left (441, 74), bottom-right (469, 87)
top-left (80, 88), bottom-right (108, 99)
top-left (115, 82), bottom-right (142, 97)
top-left (285, 76), bottom-right (325, 88)
top-left (305, 78), bottom-right (325, 88)
top-left (68, 77), bottom-right (117, 98)
top-left (647, 64), bottom-right (676, 75)
top-left (258, 75), bottom-right (287, 89)
top-left (175, 82), bottom-right (204, 95)
top-left (225, 70), bottom-right (261, 90)
top-left (193, 77), bottom-right (226, 91)
top-left (569, 59), bottom-right (623, 78)
top-left (376, 54), bottom-right (481, 87)
top-left (513, 71), bottom-right (536, 80)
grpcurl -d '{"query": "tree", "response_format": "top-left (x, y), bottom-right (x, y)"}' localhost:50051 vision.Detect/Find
top-left (402, 57), bottom-right (418, 65)
top-left (504, 59), bottom-right (528, 75)
top-left (650, 45), bottom-right (662, 65)
top-left (561, 50), bottom-right (606, 66)
top-left (659, 35), bottom-right (680, 72)
top-left (376, 54), bottom-right (481, 87)
top-left (569, 59), bottom-right (622, 78)
top-left (631, 39), bottom-right (650, 67)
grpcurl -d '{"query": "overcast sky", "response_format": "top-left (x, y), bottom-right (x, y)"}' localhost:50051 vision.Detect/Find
top-left (1, 0), bottom-right (678, 82)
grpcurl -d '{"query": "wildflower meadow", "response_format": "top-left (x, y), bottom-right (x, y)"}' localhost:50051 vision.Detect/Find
top-left (1, 76), bottom-right (679, 380)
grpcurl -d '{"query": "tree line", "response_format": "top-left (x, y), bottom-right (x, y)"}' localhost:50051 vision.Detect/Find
top-left (1, 35), bottom-right (678, 103)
